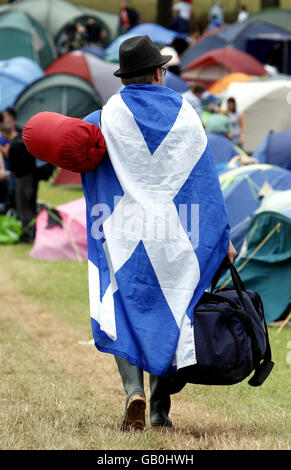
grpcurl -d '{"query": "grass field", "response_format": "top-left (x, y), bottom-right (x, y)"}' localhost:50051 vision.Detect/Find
top-left (0, 182), bottom-right (290, 450)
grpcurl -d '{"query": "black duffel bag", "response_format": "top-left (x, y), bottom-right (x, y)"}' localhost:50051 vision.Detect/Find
top-left (166, 261), bottom-right (274, 394)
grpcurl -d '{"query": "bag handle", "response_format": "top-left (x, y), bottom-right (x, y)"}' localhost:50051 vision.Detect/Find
top-left (212, 258), bottom-right (248, 311)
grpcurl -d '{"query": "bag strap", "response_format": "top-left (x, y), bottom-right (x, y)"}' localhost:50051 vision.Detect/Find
top-left (212, 258), bottom-right (248, 311)
top-left (248, 310), bottom-right (274, 387)
top-left (212, 258), bottom-right (274, 386)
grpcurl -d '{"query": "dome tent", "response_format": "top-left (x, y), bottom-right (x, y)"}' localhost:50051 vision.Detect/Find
top-left (219, 205), bottom-right (291, 324)
top-left (53, 169), bottom-right (81, 187)
top-left (0, 0), bottom-right (118, 48)
top-left (14, 73), bottom-right (102, 129)
top-left (0, 9), bottom-right (56, 68)
top-left (248, 8), bottom-right (291, 33)
top-left (45, 51), bottom-right (120, 105)
top-left (208, 72), bottom-right (252, 95)
top-left (219, 164), bottom-right (291, 252)
top-left (223, 80), bottom-right (291, 153)
top-left (252, 130), bottom-right (291, 171)
top-left (182, 49), bottom-right (265, 88)
top-left (105, 23), bottom-right (186, 62)
top-left (0, 57), bottom-right (43, 111)
top-left (207, 133), bottom-right (240, 165)
top-left (180, 21), bottom-right (289, 69)
top-left (30, 198), bottom-right (87, 261)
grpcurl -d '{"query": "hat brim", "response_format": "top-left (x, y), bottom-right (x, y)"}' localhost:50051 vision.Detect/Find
top-left (113, 55), bottom-right (173, 78)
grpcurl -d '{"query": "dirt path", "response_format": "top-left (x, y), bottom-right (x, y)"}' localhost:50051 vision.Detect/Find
top-left (0, 265), bottom-right (262, 450)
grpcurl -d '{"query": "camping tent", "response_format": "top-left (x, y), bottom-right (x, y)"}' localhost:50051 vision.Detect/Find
top-left (223, 80), bottom-right (291, 153)
top-left (181, 49), bottom-right (266, 87)
top-left (207, 133), bottom-right (240, 164)
top-left (252, 130), bottom-right (291, 171)
top-left (219, 164), bottom-right (291, 252)
top-left (0, 0), bottom-right (118, 47)
top-left (248, 8), bottom-right (291, 33)
top-left (105, 23), bottom-right (185, 62)
top-left (53, 169), bottom-right (81, 187)
top-left (30, 198), bottom-right (87, 261)
top-left (246, 33), bottom-right (291, 75)
top-left (14, 73), bottom-right (102, 129)
top-left (0, 57), bottom-right (43, 111)
top-left (180, 21), bottom-right (289, 69)
top-left (220, 201), bottom-right (291, 323)
top-left (208, 72), bottom-right (252, 95)
top-left (81, 45), bottom-right (106, 60)
top-left (164, 71), bottom-right (189, 93)
top-left (256, 189), bottom-right (291, 218)
top-left (45, 51), bottom-right (120, 104)
top-left (0, 9), bottom-right (56, 68)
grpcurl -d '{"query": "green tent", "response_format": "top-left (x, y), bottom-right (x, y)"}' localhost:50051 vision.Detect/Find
top-left (14, 73), bottom-right (102, 129)
top-left (249, 8), bottom-right (291, 33)
top-left (0, 0), bottom-right (119, 47)
top-left (0, 9), bottom-right (56, 68)
top-left (219, 194), bottom-right (291, 323)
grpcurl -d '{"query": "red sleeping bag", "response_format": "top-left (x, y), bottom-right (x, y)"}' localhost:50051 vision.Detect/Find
top-left (23, 112), bottom-right (106, 173)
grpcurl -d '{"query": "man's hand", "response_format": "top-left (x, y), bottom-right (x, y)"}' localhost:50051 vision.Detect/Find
top-left (227, 240), bottom-right (237, 264)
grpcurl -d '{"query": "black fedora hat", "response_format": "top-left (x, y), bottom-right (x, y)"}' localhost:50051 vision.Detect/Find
top-left (113, 35), bottom-right (172, 78)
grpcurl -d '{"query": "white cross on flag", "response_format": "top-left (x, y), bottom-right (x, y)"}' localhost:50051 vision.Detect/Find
top-left (82, 84), bottom-right (230, 377)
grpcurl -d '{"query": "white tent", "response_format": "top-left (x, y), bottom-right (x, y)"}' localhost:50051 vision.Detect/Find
top-left (223, 80), bottom-right (291, 153)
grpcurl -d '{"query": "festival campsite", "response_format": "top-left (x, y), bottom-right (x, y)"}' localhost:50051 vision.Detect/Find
top-left (0, 0), bottom-right (290, 452)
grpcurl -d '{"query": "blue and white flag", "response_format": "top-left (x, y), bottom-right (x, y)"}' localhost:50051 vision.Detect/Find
top-left (82, 84), bottom-right (230, 377)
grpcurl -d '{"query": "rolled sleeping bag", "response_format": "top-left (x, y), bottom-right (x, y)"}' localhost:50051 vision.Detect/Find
top-left (23, 112), bottom-right (106, 173)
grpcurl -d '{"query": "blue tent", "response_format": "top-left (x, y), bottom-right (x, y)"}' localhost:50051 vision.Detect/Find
top-left (0, 57), bottom-right (44, 111)
top-left (181, 21), bottom-right (290, 69)
top-left (81, 45), bottom-right (106, 60)
top-left (164, 71), bottom-right (189, 93)
top-left (219, 164), bottom-right (291, 252)
top-left (106, 23), bottom-right (185, 61)
top-left (252, 131), bottom-right (291, 171)
top-left (207, 133), bottom-right (239, 164)
top-left (246, 33), bottom-right (291, 75)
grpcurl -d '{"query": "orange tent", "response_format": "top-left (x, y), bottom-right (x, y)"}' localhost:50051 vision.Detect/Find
top-left (209, 73), bottom-right (252, 94)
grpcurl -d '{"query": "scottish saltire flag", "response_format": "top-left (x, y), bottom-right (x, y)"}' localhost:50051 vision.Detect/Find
top-left (82, 84), bottom-right (230, 377)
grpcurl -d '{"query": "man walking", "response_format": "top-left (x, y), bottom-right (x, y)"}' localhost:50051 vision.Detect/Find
top-left (24, 35), bottom-right (235, 431)
top-left (82, 36), bottom-right (235, 430)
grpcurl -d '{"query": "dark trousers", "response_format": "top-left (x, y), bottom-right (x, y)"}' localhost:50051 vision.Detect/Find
top-left (15, 173), bottom-right (38, 242)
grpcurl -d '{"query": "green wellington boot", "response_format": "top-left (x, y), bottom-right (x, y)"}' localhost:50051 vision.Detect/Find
top-left (150, 374), bottom-right (173, 428)
top-left (115, 356), bottom-right (146, 431)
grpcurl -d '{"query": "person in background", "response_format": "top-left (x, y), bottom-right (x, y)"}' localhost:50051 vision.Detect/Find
top-left (119, 1), bottom-right (139, 34)
top-left (237, 5), bottom-right (249, 23)
top-left (2, 107), bottom-right (20, 133)
top-left (208, 1), bottom-right (224, 24)
top-left (0, 151), bottom-right (9, 213)
top-left (0, 112), bottom-right (10, 168)
top-left (85, 18), bottom-right (107, 46)
top-left (1, 124), bottom-right (38, 242)
top-left (171, 0), bottom-right (193, 34)
top-left (205, 107), bottom-right (232, 140)
top-left (208, 14), bottom-right (223, 30)
top-left (181, 83), bottom-right (205, 119)
top-left (226, 97), bottom-right (245, 147)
